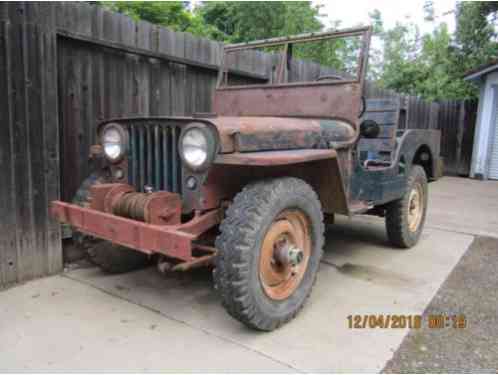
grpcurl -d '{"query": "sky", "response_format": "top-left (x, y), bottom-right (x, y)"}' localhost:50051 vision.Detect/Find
top-left (313, 0), bottom-right (458, 34)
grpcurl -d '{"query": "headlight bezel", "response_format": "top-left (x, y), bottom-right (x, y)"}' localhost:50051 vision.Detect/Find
top-left (179, 123), bottom-right (217, 172)
top-left (100, 123), bottom-right (127, 163)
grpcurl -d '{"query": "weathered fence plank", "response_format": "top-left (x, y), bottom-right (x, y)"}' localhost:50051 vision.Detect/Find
top-left (0, 20), bottom-right (18, 287)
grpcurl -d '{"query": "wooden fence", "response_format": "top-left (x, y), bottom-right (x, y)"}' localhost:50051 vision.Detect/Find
top-left (0, 2), bottom-right (477, 288)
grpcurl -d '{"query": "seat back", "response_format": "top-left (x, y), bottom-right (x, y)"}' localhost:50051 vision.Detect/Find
top-left (358, 98), bottom-right (406, 163)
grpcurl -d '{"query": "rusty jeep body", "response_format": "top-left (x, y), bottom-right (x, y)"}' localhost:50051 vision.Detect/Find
top-left (51, 26), bottom-right (441, 331)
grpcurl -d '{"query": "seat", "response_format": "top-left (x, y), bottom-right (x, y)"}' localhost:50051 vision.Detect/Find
top-left (358, 98), bottom-right (407, 169)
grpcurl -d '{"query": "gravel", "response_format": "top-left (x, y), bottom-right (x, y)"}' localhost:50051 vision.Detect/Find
top-left (383, 236), bottom-right (498, 373)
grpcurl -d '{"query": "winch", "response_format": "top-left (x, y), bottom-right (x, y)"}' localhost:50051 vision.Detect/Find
top-left (89, 183), bottom-right (182, 225)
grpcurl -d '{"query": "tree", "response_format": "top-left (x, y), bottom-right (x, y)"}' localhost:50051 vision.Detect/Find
top-left (102, 2), bottom-right (191, 30)
top-left (197, 1), bottom-right (324, 43)
top-left (454, 2), bottom-right (498, 72)
top-left (197, 2), bottom-right (361, 72)
top-left (100, 1), bottom-right (219, 37)
top-left (372, 1), bottom-right (498, 100)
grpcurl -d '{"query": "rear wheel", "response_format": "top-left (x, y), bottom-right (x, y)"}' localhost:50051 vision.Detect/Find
top-left (213, 177), bottom-right (324, 331)
top-left (71, 173), bottom-right (106, 249)
top-left (385, 165), bottom-right (428, 248)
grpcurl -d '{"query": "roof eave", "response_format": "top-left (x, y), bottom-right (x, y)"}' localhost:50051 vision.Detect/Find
top-left (464, 64), bottom-right (498, 81)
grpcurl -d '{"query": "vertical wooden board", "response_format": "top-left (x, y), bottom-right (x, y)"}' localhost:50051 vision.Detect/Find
top-left (64, 2), bottom-right (81, 35)
top-left (115, 51), bottom-right (126, 116)
top-left (54, 1), bottom-right (68, 30)
top-left (149, 57), bottom-right (161, 116)
top-left (459, 100), bottom-right (477, 176)
top-left (438, 101), bottom-right (447, 155)
top-left (0, 21), bottom-right (19, 287)
top-left (122, 52), bottom-right (134, 117)
top-left (174, 31), bottom-right (186, 58)
top-left (61, 40), bottom-right (84, 201)
top-left (75, 1), bottom-right (92, 36)
top-left (136, 20), bottom-right (153, 50)
top-left (198, 38), bottom-right (212, 112)
top-left (24, 2), bottom-right (41, 26)
top-left (151, 59), bottom-right (171, 115)
top-left (170, 63), bottom-right (186, 115)
top-left (10, 22), bottom-right (37, 282)
top-left (80, 40), bottom-right (95, 179)
top-left (26, 23), bottom-right (49, 278)
top-left (119, 12), bottom-right (136, 47)
top-left (102, 8), bottom-right (120, 43)
top-left (130, 53), bottom-right (140, 114)
top-left (103, 48), bottom-right (115, 118)
top-left (412, 97), bottom-right (420, 129)
top-left (90, 3), bottom-right (104, 39)
top-left (42, 30), bottom-right (62, 275)
top-left (184, 32), bottom-right (198, 61)
top-left (184, 33), bottom-right (197, 114)
top-left (185, 67), bottom-right (196, 114)
top-left (157, 27), bottom-right (177, 56)
top-left (0, 3), bottom-right (7, 21)
top-left (136, 55), bottom-right (150, 115)
top-left (159, 61), bottom-right (172, 115)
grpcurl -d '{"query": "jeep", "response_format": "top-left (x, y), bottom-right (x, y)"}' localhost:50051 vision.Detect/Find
top-left (51, 26), bottom-right (441, 331)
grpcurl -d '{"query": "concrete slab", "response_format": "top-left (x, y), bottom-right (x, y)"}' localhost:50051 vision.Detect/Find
top-left (63, 217), bottom-right (473, 372)
top-left (0, 275), bottom-right (292, 372)
top-left (426, 177), bottom-right (498, 238)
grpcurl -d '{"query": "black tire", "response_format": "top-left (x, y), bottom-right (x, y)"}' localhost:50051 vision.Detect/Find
top-left (213, 177), bottom-right (325, 331)
top-left (89, 242), bottom-right (151, 274)
top-left (385, 165), bottom-right (428, 248)
top-left (71, 173), bottom-right (106, 249)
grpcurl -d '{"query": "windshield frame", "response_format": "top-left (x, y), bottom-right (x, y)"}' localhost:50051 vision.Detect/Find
top-left (216, 26), bottom-right (372, 91)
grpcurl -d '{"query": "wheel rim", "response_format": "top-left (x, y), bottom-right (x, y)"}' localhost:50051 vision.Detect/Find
top-left (407, 183), bottom-right (424, 232)
top-left (259, 210), bottom-right (311, 301)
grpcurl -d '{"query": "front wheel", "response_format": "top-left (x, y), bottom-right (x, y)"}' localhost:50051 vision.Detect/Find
top-left (385, 165), bottom-right (428, 248)
top-left (213, 177), bottom-right (325, 331)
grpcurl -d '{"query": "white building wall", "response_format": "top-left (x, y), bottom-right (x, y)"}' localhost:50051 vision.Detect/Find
top-left (470, 71), bottom-right (498, 179)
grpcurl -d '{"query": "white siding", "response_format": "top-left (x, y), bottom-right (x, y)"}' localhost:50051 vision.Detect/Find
top-left (489, 99), bottom-right (498, 179)
top-left (470, 71), bottom-right (498, 179)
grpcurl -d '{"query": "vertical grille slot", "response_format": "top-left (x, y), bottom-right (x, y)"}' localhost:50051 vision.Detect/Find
top-left (127, 122), bottom-right (182, 194)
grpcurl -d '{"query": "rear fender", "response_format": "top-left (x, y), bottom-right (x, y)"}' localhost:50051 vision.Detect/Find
top-left (393, 129), bottom-right (441, 180)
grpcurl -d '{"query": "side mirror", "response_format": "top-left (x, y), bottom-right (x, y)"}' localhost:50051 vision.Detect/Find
top-left (360, 120), bottom-right (380, 139)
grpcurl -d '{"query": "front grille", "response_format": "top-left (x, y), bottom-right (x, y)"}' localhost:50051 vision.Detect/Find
top-left (127, 123), bottom-right (183, 194)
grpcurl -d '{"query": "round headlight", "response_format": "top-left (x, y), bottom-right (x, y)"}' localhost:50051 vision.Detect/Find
top-left (181, 128), bottom-right (209, 168)
top-left (102, 124), bottom-right (126, 162)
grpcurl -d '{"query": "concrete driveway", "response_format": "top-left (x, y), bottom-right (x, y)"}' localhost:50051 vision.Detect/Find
top-left (0, 177), bottom-right (496, 372)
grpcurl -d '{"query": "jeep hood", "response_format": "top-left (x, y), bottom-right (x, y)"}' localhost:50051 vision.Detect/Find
top-left (207, 116), bottom-right (357, 153)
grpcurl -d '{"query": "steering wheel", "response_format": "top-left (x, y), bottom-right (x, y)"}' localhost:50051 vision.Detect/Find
top-left (358, 96), bottom-right (366, 118)
top-left (315, 74), bottom-right (345, 82)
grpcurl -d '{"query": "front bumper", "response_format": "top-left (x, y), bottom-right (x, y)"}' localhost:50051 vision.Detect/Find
top-left (51, 200), bottom-right (222, 262)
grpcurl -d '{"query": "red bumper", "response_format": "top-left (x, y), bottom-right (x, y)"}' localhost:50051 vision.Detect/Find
top-left (51, 201), bottom-right (221, 261)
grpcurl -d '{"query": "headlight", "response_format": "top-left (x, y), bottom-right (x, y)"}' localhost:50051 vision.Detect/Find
top-left (182, 128), bottom-right (208, 167)
top-left (179, 124), bottom-right (216, 171)
top-left (101, 124), bottom-right (126, 162)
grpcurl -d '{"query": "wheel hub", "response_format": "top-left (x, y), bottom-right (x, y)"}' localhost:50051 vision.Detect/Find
top-left (274, 244), bottom-right (304, 267)
top-left (407, 184), bottom-right (424, 232)
top-left (259, 210), bottom-right (311, 301)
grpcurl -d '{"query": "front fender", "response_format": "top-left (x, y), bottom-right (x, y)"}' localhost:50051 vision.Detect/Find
top-left (199, 149), bottom-right (350, 214)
